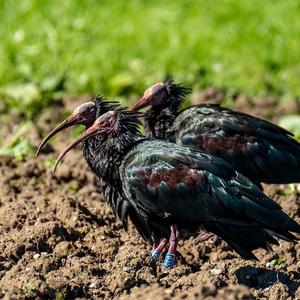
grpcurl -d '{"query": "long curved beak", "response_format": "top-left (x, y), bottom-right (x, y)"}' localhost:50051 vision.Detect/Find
top-left (130, 96), bottom-right (150, 111)
top-left (36, 114), bottom-right (78, 157)
top-left (52, 124), bottom-right (101, 173)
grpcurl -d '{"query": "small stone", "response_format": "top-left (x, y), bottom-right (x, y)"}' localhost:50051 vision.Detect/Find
top-left (41, 252), bottom-right (47, 256)
top-left (89, 283), bottom-right (96, 288)
top-left (53, 241), bottom-right (71, 257)
top-left (266, 261), bottom-right (276, 268)
top-left (165, 289), bottom-right (173, 295)
top-left (123, 266), bottom-right (132, 272)
top-left (25, 268), bottom-right (30, 272)
top-left (33, 253), bottom-right (40, 259)
top-left (266, 262), bottom-right (271, 268)
top-left (210, 268), bottom-right (222, 275)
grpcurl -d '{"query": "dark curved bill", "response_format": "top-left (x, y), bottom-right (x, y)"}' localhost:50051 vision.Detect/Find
top-left (52, 125), bottom-right (101, 173)
top-left (35, 115), bottom-right (77, 157)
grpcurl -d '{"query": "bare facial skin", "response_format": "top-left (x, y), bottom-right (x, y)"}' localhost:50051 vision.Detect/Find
top-left (130, 82), bottom-right (168, 111)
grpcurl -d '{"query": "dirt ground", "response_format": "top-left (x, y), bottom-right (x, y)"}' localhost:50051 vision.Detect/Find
top-left (0, 90), bottom-right (300, 299)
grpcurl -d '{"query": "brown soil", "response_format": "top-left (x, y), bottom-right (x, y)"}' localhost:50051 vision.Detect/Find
top-left (0, 93), bottom-right (300, 299)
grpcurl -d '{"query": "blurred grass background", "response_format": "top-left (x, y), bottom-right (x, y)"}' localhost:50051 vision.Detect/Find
top-left (1, 0), bottom-right (300, 157)
top-left (1, 1), bottom-right (300, 105)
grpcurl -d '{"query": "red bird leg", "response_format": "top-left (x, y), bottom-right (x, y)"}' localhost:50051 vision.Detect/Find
top-left (163, 224), bottom-right (180, 268)
top-left (197, 230), bottom-right (218, 242)
top-left (151, 238), bottom-right (167, 260)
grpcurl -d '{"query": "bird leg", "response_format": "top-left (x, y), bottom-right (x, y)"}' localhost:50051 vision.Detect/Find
top-left (163, 224), bottom-right (180, 269)
top-left (151, 238), bottom-right (167, 260)
top-left (197, 230), bottom-right (218, 243)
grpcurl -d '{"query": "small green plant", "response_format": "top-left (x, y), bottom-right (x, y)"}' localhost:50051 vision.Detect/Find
top-left (43, 158), bottom-right (57, 169)
top-left (279, 115), bottom-right (300, 140)
top-left (280, 184), bottom-right (296, 196)
top-left (69, 182), bottom-right (80, 193)
top-left (271, 257), bottom-right (286, 266)
top-left (0, 122), bottom-right (35, 161)
top-left (24, 282), bottom-right (36, 292)
top-left (55, 292), bottom-right (65, 300)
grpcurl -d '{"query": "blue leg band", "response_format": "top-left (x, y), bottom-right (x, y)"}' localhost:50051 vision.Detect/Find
top-left (163, 252), bottom-right (176, 268)
top-left (151, 250), bottom-right (160, 260)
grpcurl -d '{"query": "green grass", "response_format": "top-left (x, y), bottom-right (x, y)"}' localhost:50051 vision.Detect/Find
top-left (1, 0), bottom-right (300, 111)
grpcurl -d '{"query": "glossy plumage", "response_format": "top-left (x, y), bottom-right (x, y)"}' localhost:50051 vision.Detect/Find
top-left (55, 98), bottom-right (155, 242)
top-left (122, 139), bottom-right (300, 259)
top-left (71, 108), bottom-right (300, 263)
top-left (133, 78), bottom-right (300, 184)
top-left (38, 96), bottom-right (152, 239)
top-left (81, 98), bottom-right (130, 225)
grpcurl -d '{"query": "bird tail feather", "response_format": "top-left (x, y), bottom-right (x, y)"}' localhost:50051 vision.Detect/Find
top-left (207, 222), bottom-right (289, 260)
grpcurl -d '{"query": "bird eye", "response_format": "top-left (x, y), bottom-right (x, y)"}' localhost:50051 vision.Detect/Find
top-left (152, 86), bottom-right (163, 94)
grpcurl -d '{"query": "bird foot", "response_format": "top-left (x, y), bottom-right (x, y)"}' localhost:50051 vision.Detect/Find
top-left (150, 238), bottom-right (167, 261)
top-left (163, 252), bottom-right (176, 269)
top-left (151, 250), bottom-right (161, 260)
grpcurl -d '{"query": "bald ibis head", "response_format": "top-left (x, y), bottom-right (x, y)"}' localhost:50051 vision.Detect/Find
top-left (35, 101), bottom-right (96, 156)
top-left (131, 77), bottom-right (191, 112)
top-left (52, 109), bottom-right (142, 172)
top-left (36, 96), bottom-right (120, 156)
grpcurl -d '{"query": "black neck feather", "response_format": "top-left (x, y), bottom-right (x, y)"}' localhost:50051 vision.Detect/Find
top-left (83, 109), bottom-right (145, 204)
top-left (144, 107), bottom-right (176, 140)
